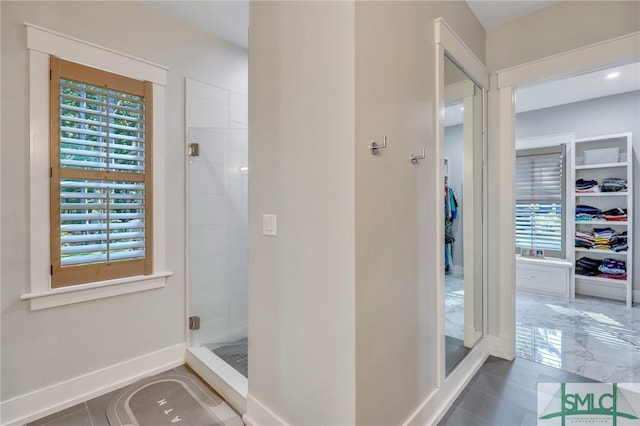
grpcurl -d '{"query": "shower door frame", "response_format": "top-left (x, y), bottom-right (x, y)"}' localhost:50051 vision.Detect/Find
top-left (184, 78), bottom-right (249, 415)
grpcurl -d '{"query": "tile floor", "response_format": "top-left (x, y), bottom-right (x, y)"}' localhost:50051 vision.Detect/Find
top-left (211, 338), bottom-right (248, 378)
top-left (445, 274), bottom-right (465, 340)
top-left (438, 356), bottom-right (598, 426)
top-left (442, 287), bottom-right (639, 424)
top-left (445, 274), bottom-right (470, 375)
top-left (26, 365), bottom-right (207, 426)
top-left (516, 289), bottom-right (640, 383)
top-left (27, 289), bottom-right (639, 425)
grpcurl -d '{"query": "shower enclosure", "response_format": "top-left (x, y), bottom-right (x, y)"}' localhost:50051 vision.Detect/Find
top-left (185, 78), bottom-right (248, 412)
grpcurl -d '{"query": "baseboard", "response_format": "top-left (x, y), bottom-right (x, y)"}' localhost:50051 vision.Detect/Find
top-left (488, 334), bottom-right (514, 360)
top-left (403, 338), bottom-right (489, 426)
top-left (1, 343), bottom-right (185, 426)
top-left (244, 393), bottom-right (290, 426)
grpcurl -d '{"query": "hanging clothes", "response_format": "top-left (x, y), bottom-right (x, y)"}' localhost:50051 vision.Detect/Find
top-left (445, 184), bottom-right (459, 274)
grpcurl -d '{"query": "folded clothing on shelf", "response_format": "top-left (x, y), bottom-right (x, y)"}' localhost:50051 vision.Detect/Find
top-left (576, 178), bottom-right (599, 192)
top-left (575, 257), bottom-right (627, 280)
top-left (598, 258), bottom-right (627, 276)
top-left (575, 205), bottom-right (603, 221)
top-left (600, 177), bottom-right (627, 192)
top-left (610, 231), bottom-right (628, 252)
top-left (575, 227), bottom-right (627, 252)
top-left (575, 256), bottom-right (601, 276)
top-left (602, 207), bottom-right (627, 221)
top-left (576, 204), bottom-right (602, 214)
top-left (575, 205), bottom-right (628, 222)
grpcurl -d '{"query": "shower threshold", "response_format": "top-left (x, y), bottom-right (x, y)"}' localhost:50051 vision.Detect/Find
top-left (186, 346), bottom-right (248, 414)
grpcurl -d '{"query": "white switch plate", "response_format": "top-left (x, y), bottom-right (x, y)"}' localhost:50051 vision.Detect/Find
top-left (263, 214), bottom-right (277, 236)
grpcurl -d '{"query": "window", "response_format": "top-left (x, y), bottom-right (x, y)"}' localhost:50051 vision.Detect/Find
top-left (49, 58), bottom-right (153, 288)
top-left (25, 24), bottom-right (169, 310)
top-left (515, 146), bottom-right (565, 258)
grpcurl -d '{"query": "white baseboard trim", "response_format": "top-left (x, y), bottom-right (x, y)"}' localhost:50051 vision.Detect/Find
top-left (244, 393), bottom-right (290, 426)
top-left (403, 339), bottom-right (489, 426)
top-left (487, 334), bottom-right (514, 360)
top-left (1, 343), bottom-right (185, 426)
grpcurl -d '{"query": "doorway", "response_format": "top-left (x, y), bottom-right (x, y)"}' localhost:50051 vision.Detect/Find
top-left (513, 63), bottom-right (639, 381)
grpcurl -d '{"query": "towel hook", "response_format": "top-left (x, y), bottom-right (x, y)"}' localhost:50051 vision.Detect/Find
top-left (369, 136), bottom-right (388, 156)
top-left (410, 148), bottom-right (426, 165)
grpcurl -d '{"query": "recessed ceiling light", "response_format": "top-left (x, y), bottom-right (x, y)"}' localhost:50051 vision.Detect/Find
top-left (460, 107), bottom-right (464, 111)
top-left (606, 72), bottom-right (620, 79)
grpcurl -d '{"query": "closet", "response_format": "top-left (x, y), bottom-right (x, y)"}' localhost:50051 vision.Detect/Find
top-left (571, 133), bottom-right (633, 306)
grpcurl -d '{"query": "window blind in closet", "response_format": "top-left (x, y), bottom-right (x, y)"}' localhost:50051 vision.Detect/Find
top-left (515, 146), bottom-right (565, 257)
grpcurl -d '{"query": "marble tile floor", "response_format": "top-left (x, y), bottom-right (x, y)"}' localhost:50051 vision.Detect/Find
top-left (26, 365), bottom-right (235, 426)
top-left (516, 289), bottom-right (640, 383)
top-left (445, 274), bottom-right (465, 340)
top-left (439, 355), bottom-right (598, 426)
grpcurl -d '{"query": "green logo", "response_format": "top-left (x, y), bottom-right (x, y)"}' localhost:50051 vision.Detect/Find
top-left (539, 383), bottom-right (639, 426)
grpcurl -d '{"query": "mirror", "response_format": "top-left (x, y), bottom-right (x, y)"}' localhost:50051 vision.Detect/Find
top-left (443, 55), bottom-right (484, 375)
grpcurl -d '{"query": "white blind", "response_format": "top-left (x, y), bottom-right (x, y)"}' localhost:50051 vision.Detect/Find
top-left (60, 79), bottom-right (146, 173)
top-left (58, 78), bottom-right (147, 268)
top-left (515, 149), bottom-right (565, 256)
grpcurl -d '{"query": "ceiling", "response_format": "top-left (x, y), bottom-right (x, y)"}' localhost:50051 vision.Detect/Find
top-left (141, 0), bottom-right (560, 50)
top-left (445, 60), bottom-right (640, 125)
top-left (466, 0), bottom-right (559, 29)
top-left (141, 0), bottom-right (249, 48)
top-left (142, 0), bottom-right (640, 116)
top-left (516, 61), bottom-right (640, 113)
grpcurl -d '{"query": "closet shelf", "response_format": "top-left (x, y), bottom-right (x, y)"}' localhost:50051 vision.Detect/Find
top-left (575, 220), bottom-right (628, 226)
top-left (575, 192), bottom-right (628, 197)
top-left (575, 162), bottom-right (627, 170)
top-left (572, 133), bottom-right (633, 307)
top-left (574, 274), bottom-right (628, 285)
top-left (574, 247), bottom-right (627, 255)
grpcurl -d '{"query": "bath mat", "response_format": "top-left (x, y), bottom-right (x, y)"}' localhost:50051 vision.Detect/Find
top-left (106, 370), bottom-right (244, 426)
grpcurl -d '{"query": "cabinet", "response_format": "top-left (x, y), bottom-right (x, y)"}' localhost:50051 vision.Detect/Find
top-left (516, 257), bottom-right (571, 297)
top-left (571, 133), bottom-right (633, 307)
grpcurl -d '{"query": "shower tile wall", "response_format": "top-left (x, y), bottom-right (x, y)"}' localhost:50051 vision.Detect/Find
top-left (187, 79), bottom-right (248, 347)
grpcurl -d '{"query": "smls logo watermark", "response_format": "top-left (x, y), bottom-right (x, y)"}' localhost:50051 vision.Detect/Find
top-left (538, 383), bottom-right (640, 426)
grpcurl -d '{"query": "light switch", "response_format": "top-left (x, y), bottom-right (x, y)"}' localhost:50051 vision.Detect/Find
top-left (263, 214), bottom-right (277, 236)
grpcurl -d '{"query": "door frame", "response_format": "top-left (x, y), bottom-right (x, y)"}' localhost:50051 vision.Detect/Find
top-left (490, 31), bottom-right (640, 360)
top-left (435, 17), bottom-right (490, 387)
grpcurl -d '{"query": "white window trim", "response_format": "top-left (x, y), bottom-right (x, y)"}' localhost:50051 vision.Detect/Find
top-left (22, 23), bottom-right (172, 311)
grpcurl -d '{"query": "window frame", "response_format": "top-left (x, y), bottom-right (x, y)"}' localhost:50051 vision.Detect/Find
top-left (515, 144), bottom-right (567, 258)
top-left (23, 23), bottom-right (171, 310)
top-left (50, 57), bottom-right (154, 288)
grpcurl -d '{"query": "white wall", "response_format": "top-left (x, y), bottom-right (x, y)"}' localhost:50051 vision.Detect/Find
top-left (0, 1), bottom-right (247, 422)
top-left (354, 3), bottom-right (484, 424)
top-left (248, 1), bottom-right (485, 425)
top-left (487, 1), bottom-right (640, 72)
top-left (517, 91), bottom-right (640, 291)
top-left (247, 2), bottom-right (357, 424)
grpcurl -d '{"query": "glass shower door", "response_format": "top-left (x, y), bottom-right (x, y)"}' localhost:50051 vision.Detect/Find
top-left (188, 126), bottom-right (248, 377)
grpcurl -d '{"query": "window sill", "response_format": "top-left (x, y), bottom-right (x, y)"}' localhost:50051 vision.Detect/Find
top-left (515, 256), bottom-right (572, 268)
top-left (21, 272), bottom-right (173, 311)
